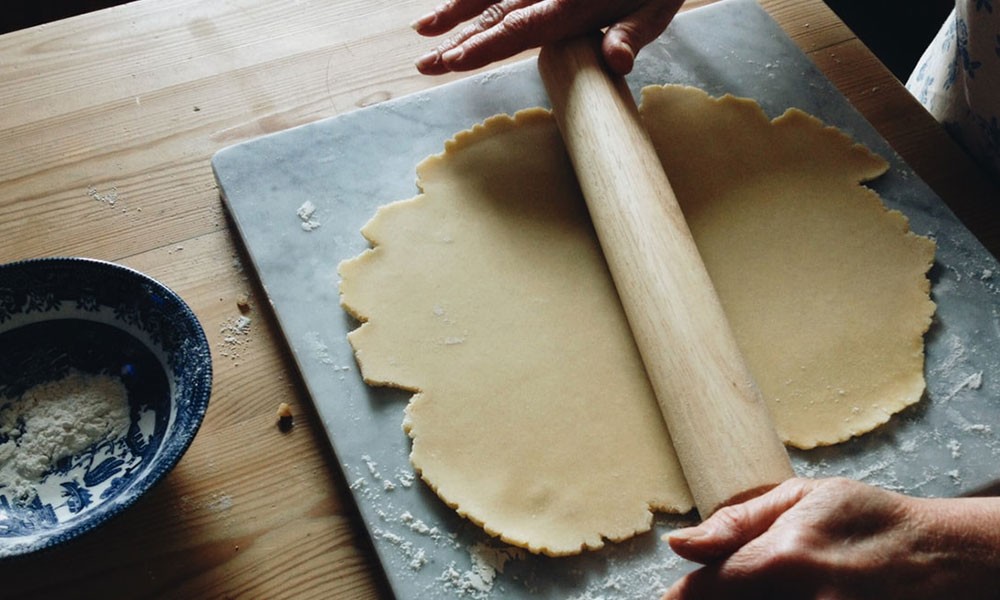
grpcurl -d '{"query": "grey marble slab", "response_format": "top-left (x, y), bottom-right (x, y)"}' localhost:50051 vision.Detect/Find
top-left (212, 0), bottom-right (1000, 597)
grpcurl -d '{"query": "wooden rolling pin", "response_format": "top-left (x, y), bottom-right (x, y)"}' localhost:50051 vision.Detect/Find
top-left (537, 36), bottom-right (794, 518)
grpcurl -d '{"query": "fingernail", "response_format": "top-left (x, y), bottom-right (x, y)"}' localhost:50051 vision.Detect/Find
top-left (410, 12), bottom-right (437, 31)
top-left (615, 40), bottom-right (635, 60)
top-left (669, 525), bottom-right (708, 544)
top-left (606, 40), bottom-right (635, 75)
top-left (441, 46), bottom-right (463, 64)
top-left (415, 50), bottom-right (439, 71)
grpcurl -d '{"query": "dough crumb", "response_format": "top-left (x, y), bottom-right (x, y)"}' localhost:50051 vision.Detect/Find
top-left (236, 293), bottom-right (251, 314)
top-left (276, 402), bottom-right (293, 431)
top-left (297, 201), bottom-right (321, 231)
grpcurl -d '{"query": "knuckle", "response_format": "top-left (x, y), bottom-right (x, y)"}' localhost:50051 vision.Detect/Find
top-left (498, 8), bottom-right (533, 35)
top-left (477, 4), bottom-right (507, 29)
top-left (439, 32), bottom-right (463, 52)
top-left (712, 503), bottom-right (752, 536)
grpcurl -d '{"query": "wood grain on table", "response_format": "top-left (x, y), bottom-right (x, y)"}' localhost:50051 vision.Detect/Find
top-left (1, 0), bottom-right (997, 598)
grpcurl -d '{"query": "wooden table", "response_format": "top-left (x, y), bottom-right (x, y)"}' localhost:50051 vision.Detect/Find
top-left (2, 1), bottom-right (997, 597)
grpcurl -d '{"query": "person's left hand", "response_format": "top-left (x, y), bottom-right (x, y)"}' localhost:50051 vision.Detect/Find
top-left (412, 0), bottom-right (685, 76)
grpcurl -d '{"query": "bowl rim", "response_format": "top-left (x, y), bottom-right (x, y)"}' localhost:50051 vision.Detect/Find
top-left (0, 256), bottom-right (213, 558)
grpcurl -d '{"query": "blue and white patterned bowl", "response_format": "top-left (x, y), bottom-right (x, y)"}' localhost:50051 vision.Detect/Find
top-left (0, 257), bottom-right (212, 557)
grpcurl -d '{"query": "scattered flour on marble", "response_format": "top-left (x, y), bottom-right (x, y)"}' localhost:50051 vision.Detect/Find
top-left (351, 453), bottom-right (536, 596)
top-left (347, 452), bottom-right (702, 597)
top-left (350, 455), bottom-right (467, 583)
top-left (567, 571), bottom-right (671, 600)
top-left (402, 511), bottom-right (436, 536)
top-left (352, 450), bottom-right (699, 597)
top-left (354, 455), bottom-right (429, 510)
top-left (410, 548), bottom-right (429, 571)
top-left (438, 543), bottom-right (526, 598)
top-left (297, 200), bottom-right (322, 231)
top-left (473, 69), bottom-right (512, 86)
top-left (946, 439), bottom-right (962, 459)
top-left (373, 526), bottom-right (432, 572)
top-left (0, 370), bottom-right (130, 504)
top-left (302, 332), bottom-right (354, 379)
top-left (362, 454), bottom-right (380, 478)
top-left (396, 467), bottom-right (416, 488)
top-left (793, 458), bottom-right (829, 479)
top-left (565, 540), bottom-right (686, 600)
top-left (929, 334), bottom-right (966, 381)
top-left (942, 371), bottom-right (983, 402)
top-left (303, 331), bottom-right (336, 365)
top-left (851, 459), bottom-right (901, 490)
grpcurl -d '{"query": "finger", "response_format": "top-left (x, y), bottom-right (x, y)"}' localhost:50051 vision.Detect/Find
top-left (415, 0), bottom-right (540, 74)
top-left (415, 16), bottom-right (488, 74)
top-left (448, 0), bottom-right (536, 52)
top-left (601, 0), bottom-right (685, 74)
top-left (415, 48), bottom-right (451, 75)
top-left (437, 0), bottom-right (569, 72)
top-left (412, 0), bottom-right (498, 36)
top-left (668, 478), bottom-right (817, 564)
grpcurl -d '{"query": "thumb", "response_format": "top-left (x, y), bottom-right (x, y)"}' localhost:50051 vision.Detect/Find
top-left (601, 0), bottom-right (684, 74)
top-left (667, 478), bottom-right (815, 564)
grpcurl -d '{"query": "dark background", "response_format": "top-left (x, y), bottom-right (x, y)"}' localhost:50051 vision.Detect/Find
top-left (5, 1), bottom-right (129, 34)
top-left (3, 1), bottom-right (957, 81)
top-left (823, 0), bottom-right (955, 80)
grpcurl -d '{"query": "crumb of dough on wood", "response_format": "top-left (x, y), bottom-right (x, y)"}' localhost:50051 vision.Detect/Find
top-left (276, 402), bottom-right (293, 431)
top-left (236, 293), bottom-right (251, 314)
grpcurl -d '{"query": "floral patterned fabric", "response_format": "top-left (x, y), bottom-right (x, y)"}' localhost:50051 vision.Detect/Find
top-left (907, 1), bottom-right (1000, 181)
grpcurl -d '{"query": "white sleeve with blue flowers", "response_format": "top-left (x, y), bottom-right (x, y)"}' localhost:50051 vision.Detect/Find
top-left (906, 1), bottom-right (1000, 181)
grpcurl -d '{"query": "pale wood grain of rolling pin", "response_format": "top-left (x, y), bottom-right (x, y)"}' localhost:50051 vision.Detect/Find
top-left (537, 36), bottom-right (795, 517)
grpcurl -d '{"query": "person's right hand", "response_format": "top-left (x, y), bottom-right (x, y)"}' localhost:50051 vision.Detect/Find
top-left (412, 0), bottom-right (685, 76)
top-left (664, 477), bottom-right (1000, 599)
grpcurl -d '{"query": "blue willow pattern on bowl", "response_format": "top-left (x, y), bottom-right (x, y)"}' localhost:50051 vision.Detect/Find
top-left (0, 257), bottom-right (212, 558)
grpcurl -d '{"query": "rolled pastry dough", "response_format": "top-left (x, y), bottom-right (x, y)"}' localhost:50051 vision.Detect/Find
top-left (338, 85), bottom-right (935, 556)
top-left (640, 86), bottom-right (935, 447)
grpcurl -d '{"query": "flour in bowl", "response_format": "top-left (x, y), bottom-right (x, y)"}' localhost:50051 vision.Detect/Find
top-left (0, 370), bottom-right (130, 504)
